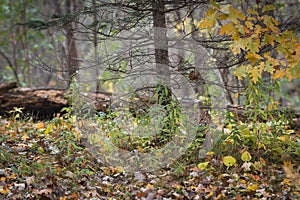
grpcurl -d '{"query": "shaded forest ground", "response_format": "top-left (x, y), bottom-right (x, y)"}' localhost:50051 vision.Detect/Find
top-left (0, 111), bottom-right (299, 199)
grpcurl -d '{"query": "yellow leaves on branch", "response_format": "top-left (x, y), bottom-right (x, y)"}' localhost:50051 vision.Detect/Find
top-left (202, 2), bottom-right (300, 83)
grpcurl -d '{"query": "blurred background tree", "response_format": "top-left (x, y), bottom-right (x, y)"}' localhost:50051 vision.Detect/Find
top-left (0, 0), bottom-right (299, 112)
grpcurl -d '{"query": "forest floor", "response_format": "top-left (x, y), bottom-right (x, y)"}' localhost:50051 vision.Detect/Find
top-left (0, 116), bottom-right (299, 200)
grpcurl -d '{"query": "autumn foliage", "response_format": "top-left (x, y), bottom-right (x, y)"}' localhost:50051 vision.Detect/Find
top-left (199, 3), bottom-right (300, 83)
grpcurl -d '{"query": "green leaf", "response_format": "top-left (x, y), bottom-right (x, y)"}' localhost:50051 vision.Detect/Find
top-left (241, 151), bottom-right (252, 162)
top-left (223, 156), bottom-right (236, 167)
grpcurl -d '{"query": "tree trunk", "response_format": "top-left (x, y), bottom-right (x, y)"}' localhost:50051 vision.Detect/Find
top-left (151, 0), bottom-right (177, 146)
top-left (152, 0), bottom-right (170, 84)
top-left (66, 0), bottom-right (79, 88)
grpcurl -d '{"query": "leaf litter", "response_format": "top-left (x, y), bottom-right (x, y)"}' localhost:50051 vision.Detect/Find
top-left (0, 117), bottom-right (299, 199)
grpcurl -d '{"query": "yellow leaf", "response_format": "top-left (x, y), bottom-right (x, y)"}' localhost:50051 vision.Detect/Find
top-left (36, 122), bottom-right (45, 129)
top-left (263, 33), bottom-right (275, 46)
top-left (245, 20), bottom-right (253, 29)
top-left (44, 124), bottom-right (52, 135)
top-left (234, 92), bottom-right (239, 99)
top-left (207, 191), bottom-right (214, 198)
top-left (0, 186), bottom-right (10, 195)
top-left (264, 61), bottom-right (274, 74)
top-left (273, 69), bottom-right (285, 79)
top-left (286, 130), bottom-right (295, 134)
top-left (283, 161), bottom-right (295, 168)
top-left (21, 134), bottom-right (29, 141)
top-left (267, 104), bottom-right (273, 111)
top-left (206, 7), bottom-right (218, 16)
top-left (254, 24), bottom-right (262, 35)
top-left (282, 178), bottom-right (292, 186)
top-left (219, 14), bottom-right (228, 20)
top-left (232, 32), bottom-right (240, 40)
top-left (100, 167), bottom-right (111, 175)
top-left (259, 157), bottom-right (266, 166)
top-left (223, 156), bottom-right (236, 167)
top-left (247, 9), bottom-right (258, 15)
top-left (198, 19), bottom-right (215, 30)
top-left (262, 5), bottom-right (275, 13)
top-left (245, 52), bottom-right (262, 64)
top-left (277, 136), bottom-right (286, 141)
top-left (233, 65), bottom-right (248, 80)
top-left (226, 124), bottom-right (233, 129)
top-left (146, 183), bottom-right (154, 189)
top-left (241, 151), bottom-right (252, 162)
top-left (38, 147), bottom-right (44, 154)
top-left (219, 23), bottom-right (236, 36)
top-left (247, 184), bottom-right (258, 191)
top-left (197, 161), bottom-right (209, 170)
top-left (229, 6), bottom-right (245, 21)
top-left (250, 66), bottom-right (262, 84)
top-left (206, 151), bottom-right (215, 156)
top-left (114, 166), bottom-right (124, 173)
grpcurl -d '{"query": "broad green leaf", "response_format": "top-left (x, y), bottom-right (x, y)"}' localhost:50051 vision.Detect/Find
top-left (223, 156), bottom-right (236, 167)
top-left (241, 151), bottom-right (252, 162)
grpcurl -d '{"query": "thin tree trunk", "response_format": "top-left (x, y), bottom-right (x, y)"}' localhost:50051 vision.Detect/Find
top-left (9, 0), bottom-right (20, 85)
top-left (66, 0), bottom-right (79, 88)
top-left (93, 0), bottom-right (101, 92)
top-left (151, 0), bottom-right (175, 146)
top-left (152, 0), bottom-right (170, 84)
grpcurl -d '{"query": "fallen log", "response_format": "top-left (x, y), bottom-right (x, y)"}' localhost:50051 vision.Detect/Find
top-left (0, 82), bottom-right (112, 120)
top-left (0, 82), bottom-right (17, 92)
